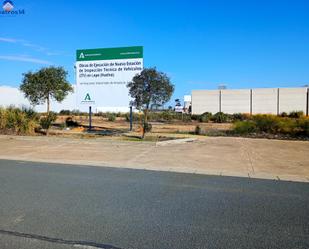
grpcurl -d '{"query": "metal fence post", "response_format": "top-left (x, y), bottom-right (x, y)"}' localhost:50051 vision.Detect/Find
top-left (306, 88), bottom-right (309, 117)
top-left (277, 88), bottom-right (280, 116)
top-left (219, 90), bottom-right (222, 112)
top-left (250, 89), bottom-right (253, 115)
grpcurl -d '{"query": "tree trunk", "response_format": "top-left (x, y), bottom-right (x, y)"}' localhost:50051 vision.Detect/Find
top-left (142, 109), bottom-right (148, 139)
top-left (46, 94), bottom-right (50, 136)
top-left (47, 94), bottom-right (50, 115)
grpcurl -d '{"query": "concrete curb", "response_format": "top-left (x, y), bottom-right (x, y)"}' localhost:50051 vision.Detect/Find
top-left (156, 138), bottom-right (196, 146)
top-left (0, 156), bottom-right (308, 183)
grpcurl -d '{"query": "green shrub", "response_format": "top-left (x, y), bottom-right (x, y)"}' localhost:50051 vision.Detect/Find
top-left (14, 111), bottom-right (36, 135)
top-left (143, 122), bottom-right (152, 132)
top-left (182, 114), bottom-right (192, 122)
top-left (95, 112), bottom-right (108, 118)
top-left (65, 117), bottom-right (79, 127)
top-left (59, 123), bottom-right (66, 129)
top-left (232, 114), bottom-right (308, 137)
top-left (125, 113), bottom-right (140, 122)
top-left (199, 112), bottom-right (212, 122)
top-left (5, 106), bottom-right (19, 129)
top-left (40, 112), bottom-right (57, 130)
top-left (280, 112), bottom-right (288, 117)
top-left (22, 107), bottom-right (39, 120)
top-left (115, 112), bottom-right (123, 117)
top-left (233, 121), bottom-right (257, 134)
top-left (125, 113), bottom-right (129, 122)
top-left (0, 107), bottom-right (7, 129)
top-left (95, 112), bottom-right (127, 118)
top-left (160, 111), bottom-right (173, 121)
top-left (0, 107), bottom-right (38, 135)
top-left (71, 109), bottom-right (87, 116)
top-left (107, 113), bottom-right (116, 122)
top-left (232, 113), bottom-right (249, 121)
top-left (252, 114), bottom-right (281, 133)
top-left (212, 112), bottom-right (228, 123)
top-left (277, 118), bottom-right (297, 134)
top-left (195, 125), bottom-right (202, 135)
top-left (141, 111), bottom-right (192, 122)
top-left (59, 109), bottom-right (71, 115)
top-left (288, 111), bottom-right (304, 119)
top-left (191, 114), bottom-right (200, 121)
top-left (297, 118), bottom-right (309, 136)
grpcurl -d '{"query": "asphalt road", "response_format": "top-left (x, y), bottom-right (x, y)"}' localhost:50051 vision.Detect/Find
top-left (0, 160), bottom-right (308, 249)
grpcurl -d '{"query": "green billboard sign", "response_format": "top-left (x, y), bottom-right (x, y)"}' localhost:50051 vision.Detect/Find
top-left (76, 46), bottom-right (143, 61)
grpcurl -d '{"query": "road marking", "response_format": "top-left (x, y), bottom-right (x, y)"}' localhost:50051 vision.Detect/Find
top-left (0, 229), bottom-right (122, 249)
top-left (13, 215), bottom-right (24, 224)
top-left (74, 245), bottom-right (104, 249)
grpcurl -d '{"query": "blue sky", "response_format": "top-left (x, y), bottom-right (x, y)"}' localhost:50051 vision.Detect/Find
top-left (0, 0), bottom-right (309, 101)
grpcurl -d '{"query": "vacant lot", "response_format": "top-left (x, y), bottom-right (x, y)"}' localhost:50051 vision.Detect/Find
top-left (0, 135), bottom-right (308, 182)
top-left (55, 115), bottom-right (233, 135)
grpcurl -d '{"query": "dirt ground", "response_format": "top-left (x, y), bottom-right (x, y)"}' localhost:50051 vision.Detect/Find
top-left (0, 135), bottom-right (308, 183)
top-left (56, 115), bottom-right (233, 134)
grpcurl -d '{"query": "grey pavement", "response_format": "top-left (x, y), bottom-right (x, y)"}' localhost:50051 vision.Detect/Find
top-left (0, 159), bottom-right (308, 249)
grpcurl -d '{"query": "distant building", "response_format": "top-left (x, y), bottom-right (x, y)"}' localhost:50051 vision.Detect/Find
top-left (183, 95), bottom-right (191, 113)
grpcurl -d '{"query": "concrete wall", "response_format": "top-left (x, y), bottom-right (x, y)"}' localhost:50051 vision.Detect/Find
top-left (192, 87), bottom-right (308, 115)
top-left (279, 88), bottom-right (307, 114)
top-left (221, 89), bottom-right (251, 114)
top-left (192, 90), bottom-right (219, 114)
top-left (252, 88), bottom-right (278, 114)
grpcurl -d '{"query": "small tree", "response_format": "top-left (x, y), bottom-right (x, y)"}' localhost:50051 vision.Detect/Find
top-left (127, 68), bottom-right (174, 138)
top-left (20, 66), bottom-right (73, 114)
top-left (20, 66), bottom-right (73, 134)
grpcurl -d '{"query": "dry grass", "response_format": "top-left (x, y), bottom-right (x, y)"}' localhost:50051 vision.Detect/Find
top-left (55, 115), bottom-right (233, 135)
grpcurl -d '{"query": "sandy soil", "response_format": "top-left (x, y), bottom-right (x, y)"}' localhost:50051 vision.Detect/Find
top-left (0, 135), bottom-right (308, 183)
top-left (56, 115), bottom-right (233, 134)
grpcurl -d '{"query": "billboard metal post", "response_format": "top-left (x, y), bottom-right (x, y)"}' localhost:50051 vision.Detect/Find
top-left (89, 106), bottom-right (92, 131)
top-left (129, 106), bottom-right (133, 131)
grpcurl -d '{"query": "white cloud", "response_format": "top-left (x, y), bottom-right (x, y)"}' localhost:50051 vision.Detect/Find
top-left (0, 55), bottom-right (52, 65)
top-left (0, 85), bottom-right (77, 112)
top-left (22, 42), bottom-right (47, 53)
top-left (0, 37), bottom-right (18, 43)
top-left (0, 37), bottom-right (66, 56)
